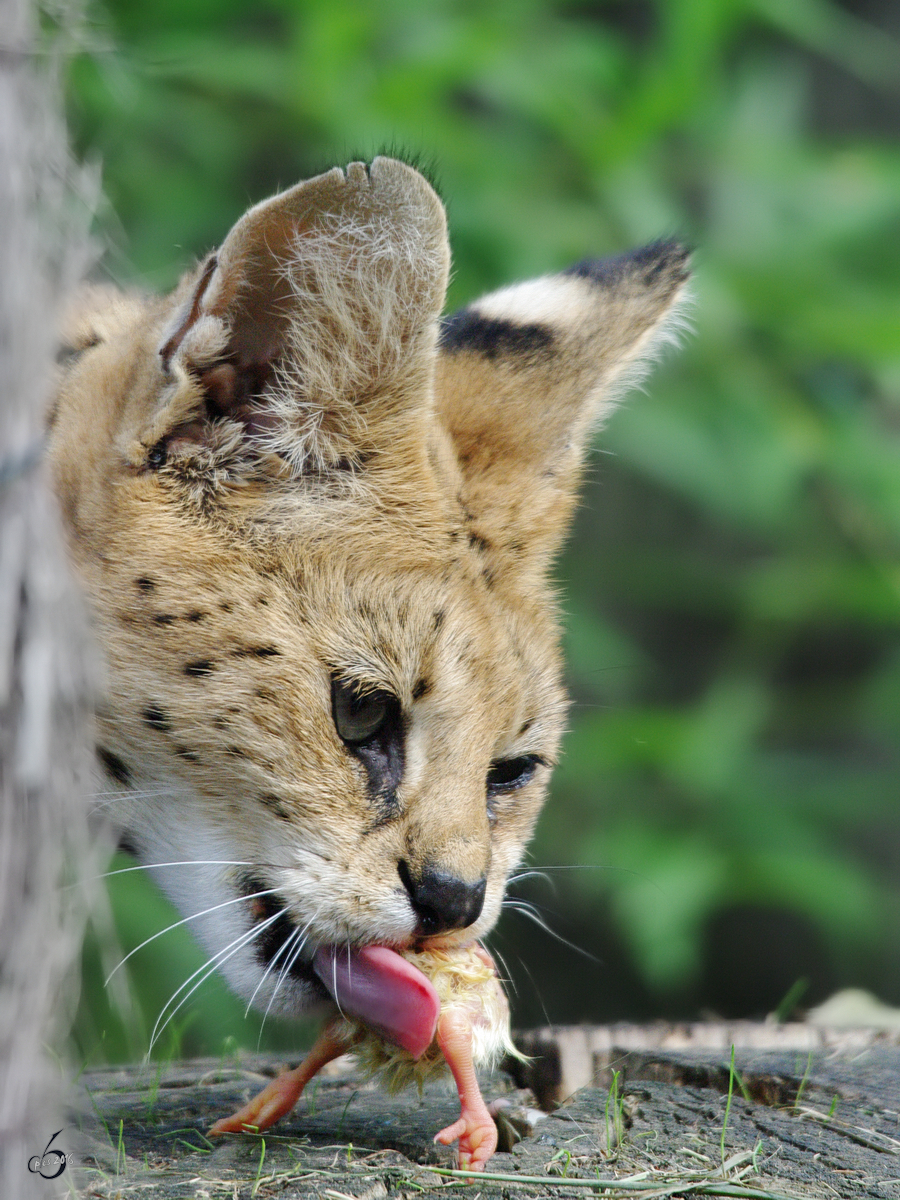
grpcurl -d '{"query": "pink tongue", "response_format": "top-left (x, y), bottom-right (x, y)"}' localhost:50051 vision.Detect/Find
top-left (313, 945), bottom-right (439, 1059)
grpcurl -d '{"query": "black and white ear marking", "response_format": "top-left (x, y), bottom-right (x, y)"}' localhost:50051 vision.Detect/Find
top-left (439, 311), bottom-right (556, 365)
top-left (563, 238), bottom-right (692, 291)
top-left (435, 238), bottom-right (692, 582)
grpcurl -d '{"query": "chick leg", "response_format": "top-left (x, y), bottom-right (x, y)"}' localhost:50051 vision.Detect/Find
top-left (433, 1008), bottom-right (498, 1170)
top-left (209, 1016), bottom-right (347, 1136)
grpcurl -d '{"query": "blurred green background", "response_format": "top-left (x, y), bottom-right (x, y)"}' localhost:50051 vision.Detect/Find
top-left (62, 0), bottom-right (900, 1062)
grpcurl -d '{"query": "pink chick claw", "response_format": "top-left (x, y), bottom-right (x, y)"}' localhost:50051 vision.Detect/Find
top-left (208, 1016), bottom-right (348, 1136)
top-left (432, 1006), bottom-right (498, 1170)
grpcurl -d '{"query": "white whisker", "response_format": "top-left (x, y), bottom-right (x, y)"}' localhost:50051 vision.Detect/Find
top-left (329, 940), bottom-right (348, 1021)
top-left (276, 917), bottom-right (315, 996)
top-left (258, 917), bottom-right (317, 1040)
top-left (483, 942), bottom-right (518, 998)
top-left (105, 884), bottom-right (278, 986)
top-left (88, 787), bottom-right (178, 800)
top-left (514, 863), bottom-right (619, 873)
top-left (506, 948), bottom-right (554, 1027)
top-left (148, 910), bottom-right (282, 1055)
top-left (507, 869), bottom-right (553, 888)
top-left (93, 859), bottom-right (254, 883)
top-left (502, 899), bottom-right (600, 964)
top-left (247, 916), bottom-right (305, 1018)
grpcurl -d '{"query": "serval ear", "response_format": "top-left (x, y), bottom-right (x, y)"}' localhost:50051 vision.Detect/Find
top-left (148, 157), bottom-right (449, 474)
top-left (436, 241), bottom-right (691, 582)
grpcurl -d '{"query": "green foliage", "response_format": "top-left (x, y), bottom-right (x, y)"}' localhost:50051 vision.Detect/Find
top-left (63, 0), bottom-right (900, 1050)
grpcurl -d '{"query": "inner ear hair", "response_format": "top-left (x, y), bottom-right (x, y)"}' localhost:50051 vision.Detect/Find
top-left (151, 158), bottom-right (450, 475)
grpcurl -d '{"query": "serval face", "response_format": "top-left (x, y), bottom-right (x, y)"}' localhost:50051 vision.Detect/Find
top-left (50, 157), bottom-right (689, 1023)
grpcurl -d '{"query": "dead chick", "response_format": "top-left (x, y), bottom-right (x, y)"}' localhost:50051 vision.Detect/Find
top-left (209, 941), bottom-right (517, 1170)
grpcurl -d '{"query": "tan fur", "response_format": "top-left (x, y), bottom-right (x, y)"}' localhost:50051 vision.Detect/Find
top-left (48, 157), bottom-right (690, 1026)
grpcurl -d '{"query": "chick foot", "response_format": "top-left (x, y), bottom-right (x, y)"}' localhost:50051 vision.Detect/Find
top-left (209, 1017), bottom-right (347, 1136)
top-left (432, 1006), bottom-right (498, 1169)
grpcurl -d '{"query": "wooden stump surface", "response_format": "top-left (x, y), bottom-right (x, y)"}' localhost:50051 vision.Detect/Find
top-left (61, 1023), bottom-right (899, 1199)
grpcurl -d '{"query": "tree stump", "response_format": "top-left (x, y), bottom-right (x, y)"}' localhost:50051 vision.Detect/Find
top-left (65, 1023), bottom-right (899, 1198)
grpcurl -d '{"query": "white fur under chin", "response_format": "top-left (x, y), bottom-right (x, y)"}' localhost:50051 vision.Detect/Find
top-left (114, 791), bottom-right (318, 1023)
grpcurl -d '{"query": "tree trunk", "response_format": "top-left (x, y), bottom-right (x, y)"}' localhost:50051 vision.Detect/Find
top-left (0, 1), bottom-right (102, 1196)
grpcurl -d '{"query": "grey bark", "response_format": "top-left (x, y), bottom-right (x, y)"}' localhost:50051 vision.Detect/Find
top-left (0, 1), bottom-right (102, 1196)
top-left (67, 1027), bottom-right (900, 1198)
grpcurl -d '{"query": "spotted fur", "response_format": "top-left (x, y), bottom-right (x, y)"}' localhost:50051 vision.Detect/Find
top-left (49, 157), bottom-right (690, 1025)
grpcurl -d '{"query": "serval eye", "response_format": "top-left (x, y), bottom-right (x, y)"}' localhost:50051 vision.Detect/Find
top-left (486, 754), bottom-right (541, 795)
top-left (331, 678), bottom-right (394, 745)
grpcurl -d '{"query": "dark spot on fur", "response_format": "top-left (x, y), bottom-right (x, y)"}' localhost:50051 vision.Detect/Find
top-left (412, 678), bottom-right (430, 701)
top-left (259, 793), bottom-right (291, 820)
top-left (117, 831), bottom-right (139, 856)
top-left (219, 600), bottom-right (233, 613)
top-left (468, 531), bottom-right (491, 554)
top-left (256, 594), bottom-right (269, 606)
top-left (213, 716), bottom-right (229, 730)
top-left (226, 744), bottom-right (247, 758)
top-left (135, 577), bottom-right (155, 594)
top-left (187, 610), bottom-right (207, 623)
top-left (255, 687), bottom-right (276, 702)
top-left (518, 719), bottom-right (533, 737)
top-left (154, 613), bottom-right (176, 626)
top-left (143, 703), bottom-right (171, 732)
top-left (481, 566), bottom-right (496, 589)
top-left (439, 310), bottom-right (555, 363)
top-left (231, 645), bottom-right (281, 658)
top-left (175, 745), bottom-right (200, 762)
top-left (184, 660), bottom-right (214, 677)
top-left (457, 496), bottom-right (476, 523)
top-left (56, 333), bottom-right (100, 366)
top-left (96, 745), bottom-right (131, 787)
top-left (227, 705), bottom-right (241, 714)
top-left (433, 609), bottom-right (445, 632)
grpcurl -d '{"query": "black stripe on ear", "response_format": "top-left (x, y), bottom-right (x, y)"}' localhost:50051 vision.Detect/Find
top-left (564, 239), bottom-right (691, 289)
top-left (439, 310), bottom-right (555, 362)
